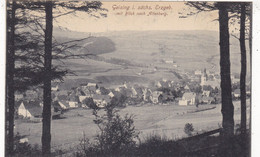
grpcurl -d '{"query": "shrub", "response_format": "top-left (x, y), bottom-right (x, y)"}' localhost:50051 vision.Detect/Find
top-left (83, 98), bottom-right (98, 110)
top-left (137, 134), bottom-right (184, 157)
top-left (142, 134), bottom-right (169, 147)
top-left (77, 102), bottom-right (139, 156)
top-left (184, 123), bottom-right (194, 136)
top-left (11, 133), bottom-right (41, 156)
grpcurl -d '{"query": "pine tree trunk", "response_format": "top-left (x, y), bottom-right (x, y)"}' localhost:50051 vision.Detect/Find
top-left (239, 2), bottom-right (247, 156)
top-left (218, 2), bottom-right (234, 156)
top-left (248, 3), bottom-right (252, 155)
top-left (248, 3), bottom-right (252, 138)
top-left (6, 0), bottom-right (16, 155)
top-left (42, 1), bottom-right (53, 155)
top-left (240, 2), bottom-right (247, 136)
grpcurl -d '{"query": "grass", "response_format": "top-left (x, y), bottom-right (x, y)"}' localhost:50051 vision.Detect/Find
top-left (14, 100), bottom-right (249, 153)
top-left (55, 30), bottom-right (250, 86)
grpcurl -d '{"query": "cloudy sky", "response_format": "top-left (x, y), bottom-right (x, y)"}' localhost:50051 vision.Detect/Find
top-left (55, 2), bottom-right (219, 33)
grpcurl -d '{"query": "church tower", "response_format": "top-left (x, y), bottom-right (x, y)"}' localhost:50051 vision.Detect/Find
top-left (201, 69), bottom-right (208, 86)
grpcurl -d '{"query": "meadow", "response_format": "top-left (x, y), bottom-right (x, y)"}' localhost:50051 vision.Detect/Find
top-left (14, 100), bottom-right (250, 153)
top-left (52, 29), bottom-right (251, 89)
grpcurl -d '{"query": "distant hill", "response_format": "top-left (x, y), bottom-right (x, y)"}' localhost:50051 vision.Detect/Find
top-left (52, 28), bottom-right (251, 88)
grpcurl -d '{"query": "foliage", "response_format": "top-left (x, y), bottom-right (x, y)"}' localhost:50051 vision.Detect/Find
top-left (111, 92), bottom-right (128, 107)
top-left (11, 132), bottom-right (65, 156)
top-left (184, 123), bottom-right (194, 136)
top-left (142, 134), bottom-right (169, 147)
top-left (202, 85), bottom-right (214, 92)
top-left (12, 133), bottom-right (41, 156)
top-left (136, 134), bottom-right (183, 157)
top-left (77, 102), bottom-right (139, 156)
top-left (190, 85), bottom-right (202, 94)
top-left (82, 98), bottom-right (98, 110)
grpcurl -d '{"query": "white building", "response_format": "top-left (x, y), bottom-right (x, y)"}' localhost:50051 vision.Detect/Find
top-left (179, 92), bottom-right (197, 106)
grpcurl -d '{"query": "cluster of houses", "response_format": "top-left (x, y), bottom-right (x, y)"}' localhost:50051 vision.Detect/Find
top-left (14, 68), bottom-right (249, 121)
top-left (14, 82), bottom-right (164, 120)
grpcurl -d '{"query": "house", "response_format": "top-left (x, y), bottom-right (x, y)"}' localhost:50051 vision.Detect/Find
top-left (204, 80), bottom-right (220, 88)
top-left (200, 69), bottom-right (220, 88)
top-left (80, 83), bottom-right (98, 94)
top-left (156, 81), bottom-right (162, 88)
top-left (87, 83), bottom-right (98, 88)
top-left (131, 87), bottom-right (138, 97)
top-left (96, 89), bottom-right (101, 94)
top-left (15, 93), bottom-right (23, 101)
top-left (108, 91), bottom-right (115, 98)
top-left (19, 137), bottom-right (29, 143)
top-left (202, 90), bottom-right (211, 97)
top-left (68, 93), bottom-right (79, 102)
top-left (51, 85), bottom-right (59, 91)
top-left (74, 88), bottom-right (87, 96)
top-left (151, 91), bottom-right (163, 104)
top-left (246, 90), bottom-right (251, 97)
top-left (194, 70), bottom-right (202, 75)
top-left (58, 100), bottom-right (70, 109)
top-left (162, 78), bottom-right (167, 82)
top-left (57, 91), bottom-right (78, 108)
top-left (18, 100), bottom-right (62, 120)
top-left (99, 87), bottom-right (110, 95)
top-left (143, 88), bottom-right (152, 102)
top-left (158, 93), bottom-right (173, 104)
top-left (165, 60), bottom-right (174, 64)
top-left (92, 95), bottom-right (111, 108)
top-left (178, 99), bottom-right (188, 106)
top-left (79, 95), bottom-right (91, 103)
top-left (201, 96), bottom-right (214, 104)
top-left (68, 101), bottom-right (78, 108)
top-left (184, 85), bottom-right (190, 91)
top-left (116, 82), bottom-right (128, 89)
top-left (233, 89), bottom-right (241, 98)
top-left (17, 101), bottom-right (42, 119)
top-left (231, 74), bottom-right (240, 83)
top-left (56, 90), bottom-right (68, 96)
top-left (179, 92), bottom-right (197, 106)
top-left (115, 87), bottom-right (122, 92)
top-left (52, 101), bottom-right (63, 117)
top-left (57, 95), bottom-right (68, 101)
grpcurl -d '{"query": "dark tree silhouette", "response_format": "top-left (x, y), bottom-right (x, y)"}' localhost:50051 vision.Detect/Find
top-left (239, 3), bottom-right (247, 156)
top-left (222, 3), bottom-right (251, 148)
top-left (182, 2), bottom-right (249, 156)
top-left (41, 1), bottom-right (106, 155)
top-left (184, 1), bottom-right (235, 136)
top-left (6, 0), bottom-right (16, 154)
top-left (41, 1), bottom-right (53, 155)
top-left (217, 3), bottom-right (234, 156)
top-left (6, 1), bottom-right (68, 154)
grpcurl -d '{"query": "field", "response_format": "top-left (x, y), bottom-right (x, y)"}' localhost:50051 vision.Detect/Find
top-left (52, 29), bottom-right (251, 89)
top-left (14, 100), bottom-right (250, 152)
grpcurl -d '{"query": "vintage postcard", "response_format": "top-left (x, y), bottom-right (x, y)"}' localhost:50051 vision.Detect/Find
top-left (2, 0), bottom-right (259, 156)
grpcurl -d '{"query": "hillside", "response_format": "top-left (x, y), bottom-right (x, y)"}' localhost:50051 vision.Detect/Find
top-left (53, 28), bottom-right (251, 88)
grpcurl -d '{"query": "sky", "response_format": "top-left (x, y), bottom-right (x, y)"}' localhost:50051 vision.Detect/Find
top-left (55, 2), bottom-right (219, 33)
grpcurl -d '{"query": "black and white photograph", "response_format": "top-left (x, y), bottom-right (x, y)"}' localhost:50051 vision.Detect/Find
top-left (2, 0), bottom-right (259, 156)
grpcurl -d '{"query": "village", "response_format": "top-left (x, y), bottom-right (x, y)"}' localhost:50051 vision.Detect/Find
top-left (14, 68), bottom-right (250, 122)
